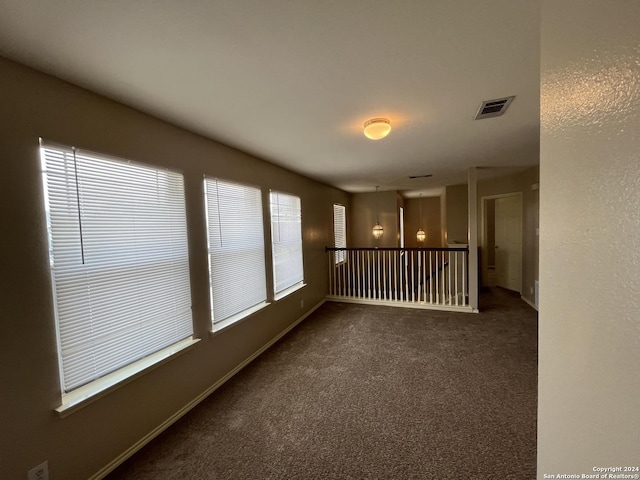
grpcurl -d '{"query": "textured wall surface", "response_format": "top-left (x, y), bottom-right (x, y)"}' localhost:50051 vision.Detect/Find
top-left (539, 1), bottom-right (640, 477)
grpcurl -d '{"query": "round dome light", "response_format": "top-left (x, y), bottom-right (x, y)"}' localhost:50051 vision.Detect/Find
top-left (363, 118), bottom-right (391, 140)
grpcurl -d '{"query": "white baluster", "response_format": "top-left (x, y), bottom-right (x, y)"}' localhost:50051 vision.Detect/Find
top-left (400, 251), bottom-right (409, 302)
top-left (417, 250), bottom-right (421, 302)
top-left (387, 251), bottom-right (393, 300)
top-left (382, 251), bottom-right (386, 300)
top-left (357, 250), bottom-right (361, 299)
top-left (440, 251), bottom-right (443, 304)
top-left (393, 250), bottom-right (398, 301)
top-left (368, 250), bottom-right (372, 299)
top-left (332, 251), bottom-right (336, 296)
top-left (463, 250), bottom-right (467, 306)
top-left (448, 250), bottom-right (452, 305)
top-left (435, 251), bottom-right (440, 304)
top-left (411, 250), bottom-right (416, 303)
top-left (350, 250), bottom-right (354, 298)
top-left (376, 251), bottom-right (380, 300)
top-left (422, 250), bottom-right (427, 303)
top-left (454, 252), bottom-right (460, 305)
top-left (429, 251), bottom-right (433, 304)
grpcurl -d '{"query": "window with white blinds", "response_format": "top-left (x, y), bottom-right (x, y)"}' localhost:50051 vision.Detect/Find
top-left (333, 204), bottom-right (346, 263)
top-left (270, 191), bottom-right (304, 296)
top-left (204, 178), bottom-right (267, 325)
top-left (40, 141), bottom-right (193, 395)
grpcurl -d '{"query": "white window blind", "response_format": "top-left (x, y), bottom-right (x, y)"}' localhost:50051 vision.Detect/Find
top-left (333, 204), bottom-right (346, 263)
top-left (40, 141), bottom-right (193, 393)
top-left (270, 191), bottom-right (304, 295)
top-left (204, 178), bottom-right (267, 324)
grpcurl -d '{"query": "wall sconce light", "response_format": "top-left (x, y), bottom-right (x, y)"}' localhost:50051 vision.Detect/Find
top-left (363, 118), bottom-right (391, 140)
top-left (416, 193), bottom-right (426, 243)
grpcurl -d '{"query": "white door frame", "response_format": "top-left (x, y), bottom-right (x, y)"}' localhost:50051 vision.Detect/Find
top-left (480, 192), bottom-right (523, 290)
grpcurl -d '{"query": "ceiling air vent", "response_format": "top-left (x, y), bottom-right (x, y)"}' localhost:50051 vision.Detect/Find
top-left (474, 96), bottom-right (515, 120)
top-left (409, 174), bottom-right (432, 179)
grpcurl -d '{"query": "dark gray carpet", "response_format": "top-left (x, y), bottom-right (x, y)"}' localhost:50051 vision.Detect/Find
top-left (107, 288), bottom-right (537, 479)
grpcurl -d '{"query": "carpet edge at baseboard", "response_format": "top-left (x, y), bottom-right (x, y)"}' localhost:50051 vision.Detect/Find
top-left (521, 295), bottom-right (538, 311)
top-left (90, 299), bottom-right (326, 480)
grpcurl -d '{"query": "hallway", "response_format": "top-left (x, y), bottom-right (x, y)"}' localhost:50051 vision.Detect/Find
top-left (108, 288), bottom-right (537, 479)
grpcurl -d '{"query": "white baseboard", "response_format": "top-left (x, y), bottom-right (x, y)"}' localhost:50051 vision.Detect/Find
top-left (326, 295), bottom-right (475, 313)
top-left (521, 295), bottom-right (538, 311)
top-left (90, 299), bottom-right (326, 480)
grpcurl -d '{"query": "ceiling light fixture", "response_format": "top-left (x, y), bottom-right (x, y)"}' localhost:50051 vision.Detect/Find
top-left (363, 118), bottom-right (391, 140)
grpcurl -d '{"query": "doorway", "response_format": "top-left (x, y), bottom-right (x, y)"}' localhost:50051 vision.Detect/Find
top-left (481, 193), bottom-right (522, 293)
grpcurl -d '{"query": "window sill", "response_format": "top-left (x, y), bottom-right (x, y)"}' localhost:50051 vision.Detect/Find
top-left (210, 301), bottom-right (270, 337)
top-left (55, 337), bottom-right (200, 418)
top-left (274, 282), bottom-right (306, 301)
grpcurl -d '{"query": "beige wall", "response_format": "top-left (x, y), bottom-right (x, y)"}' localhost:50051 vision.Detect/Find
top-left (539, 0), bottom-right (640, 476)
top-left (349, 190), bottom-right (399, 247)
top-left (478, 166), bottom-right (540, 305)
top-left (444, 184), bottom-right (468, 245)
top-left (0, 57), bottom-right (349, 479)
top-left (396, 192), bottom-right (405, 246)
top-left (439, 189), bottom-right (447, 246)
top-left (485, 199), bottom-right (496, 266)
top-left (403, 196), bottom-right (442, 248)
top-left (350, 192), bottom-right (442, 249)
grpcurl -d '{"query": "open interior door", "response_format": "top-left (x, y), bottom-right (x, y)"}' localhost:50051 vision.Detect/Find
top-left (495, 195), bottom-right (522, 293)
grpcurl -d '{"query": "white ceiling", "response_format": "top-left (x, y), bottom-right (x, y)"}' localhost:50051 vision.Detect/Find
top-left (0, 0), bottom-right (540, 196)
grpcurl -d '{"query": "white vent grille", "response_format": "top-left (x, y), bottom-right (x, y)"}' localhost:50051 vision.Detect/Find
top-left (475, 96), bottom-right (515, 119)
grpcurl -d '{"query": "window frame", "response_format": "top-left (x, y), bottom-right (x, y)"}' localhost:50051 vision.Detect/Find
top-left (269, 190), bottom-right (305, 300)
top-left (333, 203), bottom-right (347, 264)
top-left (39, 139), bottom-right (197, 414)
top-left (203, 177), bottom-right (269, 332)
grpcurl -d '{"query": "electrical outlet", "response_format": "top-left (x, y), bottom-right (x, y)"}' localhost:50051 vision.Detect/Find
top-left (300, 299), bottom-right (304, 309)
top-left (28, 461), bottom-right (49, 480)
